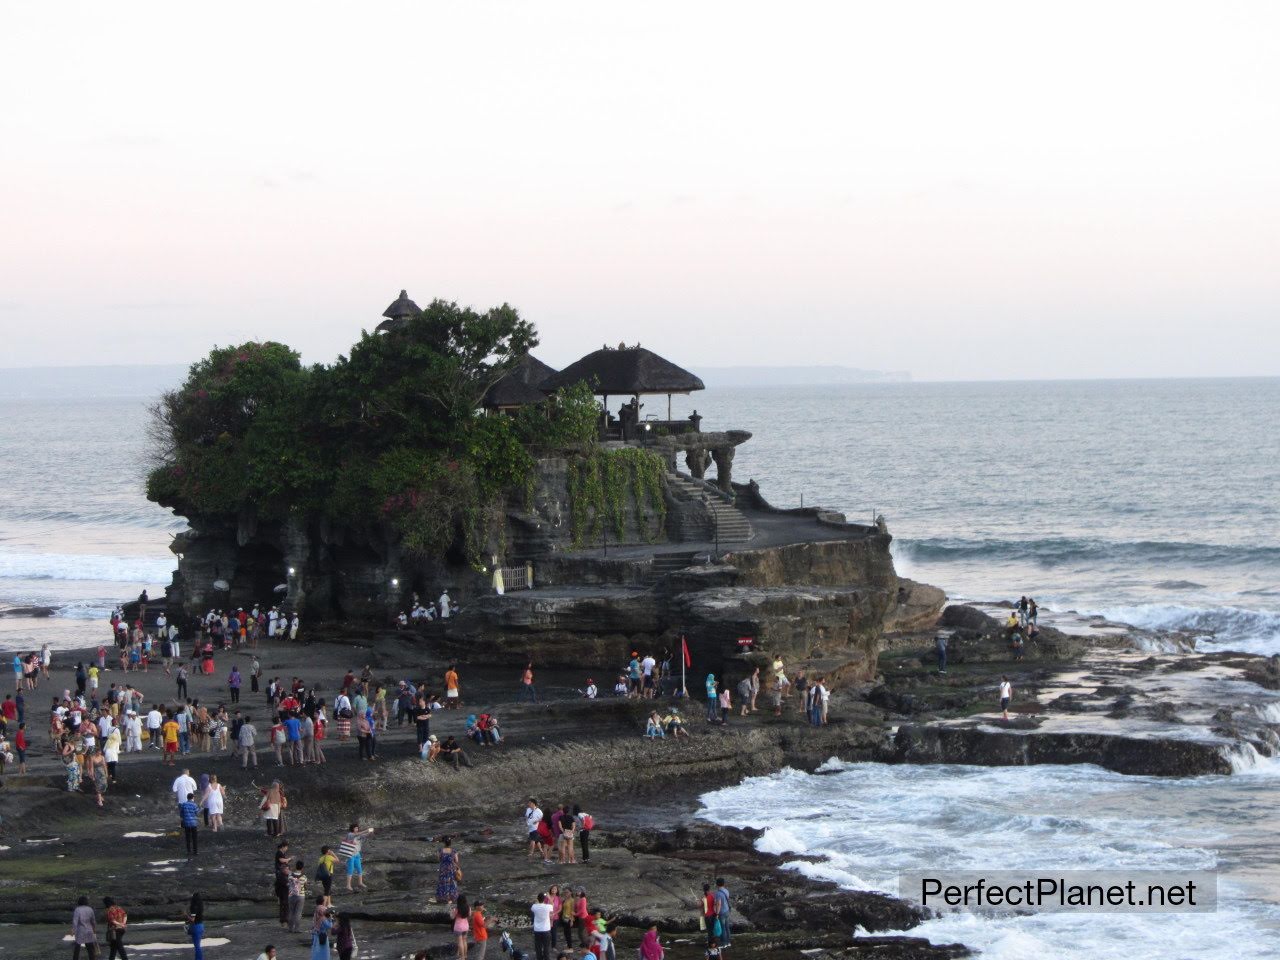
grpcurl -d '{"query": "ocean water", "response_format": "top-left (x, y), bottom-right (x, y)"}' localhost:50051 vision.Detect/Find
top-left (664, 378), bottom-right (1280, 654)
top-left (1, 375), bottom-right (1277, 654)
top-left (699, 761), bottom-right (1280, 959)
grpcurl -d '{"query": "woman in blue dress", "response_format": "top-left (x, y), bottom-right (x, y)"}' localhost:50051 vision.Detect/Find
top-left (436, 837), bottom-right (461, 903)
top-left (310, 902), bottom-right (333, 960)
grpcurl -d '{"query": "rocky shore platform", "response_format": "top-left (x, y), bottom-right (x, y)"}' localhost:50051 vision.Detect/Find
top-left (0, 631), bottom-right (967, 960)
top-left (7, 601), bottom-right (1279, 959)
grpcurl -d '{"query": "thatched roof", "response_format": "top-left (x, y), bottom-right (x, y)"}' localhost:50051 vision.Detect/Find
top-left (375, 289), bottom-right (423, 332)
top-left (540, 346), bottom-right (704, 396)
top-left (483, 354), bottom-right (558, 409)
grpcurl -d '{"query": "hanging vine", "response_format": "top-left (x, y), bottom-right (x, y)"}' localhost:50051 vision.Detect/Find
top-left (566, 448), bottom-right (668, 547)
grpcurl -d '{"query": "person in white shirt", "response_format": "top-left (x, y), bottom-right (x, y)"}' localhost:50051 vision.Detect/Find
top-left (125, 711), bottom-right (143, 752)
top-left (641, 654), bottom-right (657, 698)
top-left (438, 592), bottom-right (452, 619)
top-left (146, 707), bottom-right (163, 750)
top-left (155, 613), bottom-right (167, 638)
top-left (524, 799), bottom-right (544, 860)
top-left (583, 679), bottom-right (598, 700)
top-left (98, 713), bottom-right (113, 740)
top-left (267, 608), bottom-right (279, 638)
top-left (172, 769), bottom-right (197, 807)
top-left (289, 615), bottom-right (300, 641)
top-left (530, 893), bottom-right (554, 958)
top-left (999, 676), bottom-right (1013, 720)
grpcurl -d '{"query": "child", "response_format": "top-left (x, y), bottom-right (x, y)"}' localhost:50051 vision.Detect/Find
top-left (717, 686), bottom-right (731, 724)
top-left (706, 936), bottom-right (723, 959)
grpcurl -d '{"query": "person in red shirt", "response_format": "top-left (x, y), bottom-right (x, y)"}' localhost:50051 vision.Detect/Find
top-left (14, 723), bottom-right (28, 774)
top-left (0, 694), bottom-right (16, 728)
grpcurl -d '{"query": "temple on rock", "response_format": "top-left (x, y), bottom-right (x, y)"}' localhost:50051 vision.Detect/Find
top-left (153, 289), bottom-right (942, 680)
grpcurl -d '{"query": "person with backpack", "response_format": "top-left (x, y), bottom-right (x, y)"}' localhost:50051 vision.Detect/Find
top-left (315, 846), bottom-right (338, 904)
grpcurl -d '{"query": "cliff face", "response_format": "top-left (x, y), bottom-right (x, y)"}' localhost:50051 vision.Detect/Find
top-left (452, 530), bottom-right (913, 683)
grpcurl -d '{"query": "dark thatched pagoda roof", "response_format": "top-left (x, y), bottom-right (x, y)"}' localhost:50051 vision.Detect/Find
top-left (482, 354), bottom-right (558, 409)
top-left (540, 346), bottom-right (704, 396)
top-left (375, 289), bottom-right (423, 332)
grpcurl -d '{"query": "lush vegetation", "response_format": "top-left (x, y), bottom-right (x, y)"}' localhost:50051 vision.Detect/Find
top-left (567, 447), bottom-right (668, 547)
top-left (147, 299), bottom-right (603, 565)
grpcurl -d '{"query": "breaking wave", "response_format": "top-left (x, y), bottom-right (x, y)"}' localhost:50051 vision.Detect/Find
top-left (1091, 603), bottom-right (1280, 655)
top-left (895, 536), bottom-right (1280, 570)
top-left (0, 550), bottom-right (175, 584)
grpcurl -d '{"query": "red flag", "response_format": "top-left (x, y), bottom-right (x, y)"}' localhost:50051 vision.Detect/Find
top-left (681, 635), bottom-right (692, 668)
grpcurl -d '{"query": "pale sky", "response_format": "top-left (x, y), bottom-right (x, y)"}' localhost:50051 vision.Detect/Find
top-left (1, 1), bottom-right (1277, 380)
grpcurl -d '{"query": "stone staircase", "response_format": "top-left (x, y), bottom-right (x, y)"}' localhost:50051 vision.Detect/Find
top-left (649, 550), bottom-right (701, 581)
top-left (665, 472), bottom-right (753, 544)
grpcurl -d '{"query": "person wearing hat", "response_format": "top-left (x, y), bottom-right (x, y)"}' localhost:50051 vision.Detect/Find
top-left (421, 734), bottom-right (440, 762)
top-left (582, 679), bottom-right (597, 700)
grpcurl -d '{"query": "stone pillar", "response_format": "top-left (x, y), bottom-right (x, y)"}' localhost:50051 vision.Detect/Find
top-left (711, 446), bottom-right (735, 493)
top-left (685, 448), bottom-right (711, 479)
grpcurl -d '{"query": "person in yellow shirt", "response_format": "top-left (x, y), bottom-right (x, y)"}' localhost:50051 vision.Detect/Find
top-left (162, 713), bottom-right (180, 766)
top-left (316, 845), bottom-right (339, 904)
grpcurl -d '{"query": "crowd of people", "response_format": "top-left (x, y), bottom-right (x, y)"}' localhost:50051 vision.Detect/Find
top-left (21, 588), bottom-right (855, 959)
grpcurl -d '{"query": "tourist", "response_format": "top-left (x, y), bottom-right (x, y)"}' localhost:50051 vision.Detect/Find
top-left (558, 807), bottom-right (578, 864)
top-left (342, 821), bottom-right (374, 892)
top-left (437, 836), bottom-right (461, 903)
top-left (71, 895), bottom-right (98, 960)
top-left (309, 903), bottom-right (332, 960)
top-left (412, 694), bottom-right (432, 750)
top-left (228, 666), bottom-right (242, 704)
top-left (183, 892), bottom-right (205, 960)
top-left (1011, 629), bottom-right (1025, 661)
top-left (573, 805), bottom-right (594, 862)
top-left (440, 735), bottom-right (472, 769)
top-left (736, 676), bottom-right (752, 717)
top-left (470, 900), bottom-right (490, 960)
top-left (171, 767), bottom-right (196, 807)
top-left (613, 676), bottom-right (628, 697)
top-left (520, 663), bottom-right (538, 703)
top-left (89, 748), bottom-right (108, 808)
top-left (313, 707), bottom-right (328, 763)
top-left (452, 893), bottom-right (471, 959)
top-left (771, 674), bottom-right (785, 717)
top-left (1000, 675), bottom-right (1013, 720)
top-left (284, 711), bottom-right (303, 764)
top-left (272, 841), bottom-right (291, 925)
top-left (705, 935), bottom-right (723, 959)
top-left (445, 663), bottom-right (461, 708)
top-left (145, 705), bottom-right (162, 750)
top-left (316, 845), bottom-right (338, 904)
top-left (239, 714), bottom-right (258, 768)
top-left (713, 878), bottom-right (731, 946)
top-left (286, 860), bottom-right (308, 932)
top-left (628, 653), bottom-right (641, 698)
top-left (748, 666), bottom-right (760, 712)
top-left (530, 893), bottom-right (554, 960)
top-left (334, 912), bottom-right (356, 960)
top-left (103, 896), bottom-right (128, 960)
top-left (639, 923), bottom-right (665, 960)
top-left (254, 948), bottom-right (276, 960)
top-left (161, 712), bottom-right (180, 765)
top-left (701, 883), bottom-right (717, 943)
top-left (548, 884), bottom-right (564, 950)
top-left (1029, 597), bottom-right (1039, 625)
top-left (558, 889), bottom-right (575, 948)
top-left (204, 774), bottom-right (226, 831)
top-left (179, 791), bottom-right (200, 856)
top-left (582, 678), bottom-right (597, 699)
top-left (644, 711), bottom-right (664, 739)
top-left (259, 780), bottom-right (286, 837)
top-left (289, 614), bottom-right (300, 641)
top-left (592, 923), bottom-right (617, 960)
top-left (15, 722), bottom-right (28, 774)
top-left (422, 733), bottom-right (441, 762)
top-left (356, 709), bottom-right (374, 760)
top-left (704, 674), bottom-right (718, 723)
top-left (572, 888), bottom-right (590, 945)
top-left (641, 652), bottom-right (657, 698)
top-left (717, 684), bottom-right (731, 724)
top-left (525, 798), bottom-right (545, 860)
